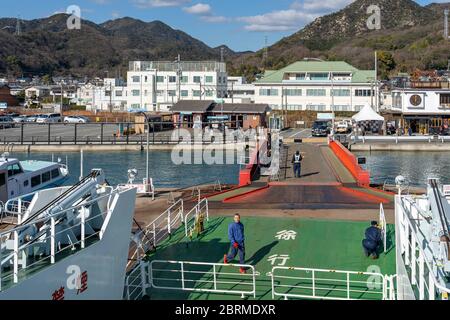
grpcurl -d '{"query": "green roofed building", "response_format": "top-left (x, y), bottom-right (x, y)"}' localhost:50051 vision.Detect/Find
top-left (254, 60), bottom-right (379, 113)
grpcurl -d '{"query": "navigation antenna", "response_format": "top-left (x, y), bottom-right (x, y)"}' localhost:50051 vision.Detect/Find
top-left (445, 9), bottom-right (449, 39)
top-left (15, 15), bottom-right (21, 36)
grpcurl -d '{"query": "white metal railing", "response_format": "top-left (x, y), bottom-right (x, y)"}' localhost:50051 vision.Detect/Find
top-left (271, 267), bottom-right (388, 300)
top-left (353, 136), bottom-right (435, 144)
top-left (184, 199), bottom-right (209, 238)
top-left (379, 203), bottom-right (387, 253)
top-left (119, 178), bottom-right (154, 200)
top-left (127, 199), bottom-right (184, 270)
top-left (396, 195), bottom-right (450, 300)
top-left (150, 260), bottom-right (256, 299)
top-left (125, 261), bottom-right (149, 300)
top-left (0, 189), bottom-right (120, 291)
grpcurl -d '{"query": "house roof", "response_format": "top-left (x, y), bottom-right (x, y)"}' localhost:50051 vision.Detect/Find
top-left (255, 61), bottom-right (374, 84)
top-left (214, 103), bottom-right (271, 114)
top-left (171, 100), bottom-right (215, 113)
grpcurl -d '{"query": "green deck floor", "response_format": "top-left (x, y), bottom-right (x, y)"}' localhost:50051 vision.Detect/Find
top-left (144, 216), bottom-right (396, 300)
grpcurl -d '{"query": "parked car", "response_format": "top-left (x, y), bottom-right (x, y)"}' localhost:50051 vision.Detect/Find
top-left (36, 113), bottom-right (62, 123)
top-left (0, 116), bottom-right (14, 129)
top-left (336, 121), bottom-right (351, 134)
top-left (63, 115), bottom-right (90, 123)
top-left (12, 115), bottom-right (29, 123)
top-left (25, 114), bottom-right (41, 122)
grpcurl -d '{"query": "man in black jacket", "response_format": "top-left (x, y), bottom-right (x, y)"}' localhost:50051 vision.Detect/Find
top-left (291, 150), bottom-right (303, 178)
top-left (362, 221), bottom-right (382, 259)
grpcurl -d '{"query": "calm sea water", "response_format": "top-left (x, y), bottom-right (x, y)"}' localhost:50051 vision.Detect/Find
top-left (12, 151), bottom-right (240, 189)
top-left (354, 151), bottom-right (450, 187)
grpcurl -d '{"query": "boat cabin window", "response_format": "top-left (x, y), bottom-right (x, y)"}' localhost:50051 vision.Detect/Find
top-left (23, 180), bottom-right (29, 187)
top-left (31, 175), bottom-right (41, 188)
top-left (42, 172), bottom-right (51, 183)
top-left (7, 164), bottom-right (23, 177)
top-left (51, 168), bottom-right (60, 179)
top-left (0, 173), bottom-right (5, 187)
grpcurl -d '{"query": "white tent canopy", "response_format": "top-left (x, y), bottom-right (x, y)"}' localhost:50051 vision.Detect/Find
top-left (352, 104), bottom-right (384, 122)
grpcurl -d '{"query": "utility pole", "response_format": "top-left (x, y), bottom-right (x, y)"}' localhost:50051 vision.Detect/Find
top-left (331, 75), bottom-right (335, 134)
top-left (175, 54), bottom-right (182, 102)
top-left (263, 36), bottom-right (268, 67)
top-left (60, 82), bottom-right (63, 113)
top-left (109, 81), bottom-right (113, 113)
top-left (445, 9), bottom-right (449, 39)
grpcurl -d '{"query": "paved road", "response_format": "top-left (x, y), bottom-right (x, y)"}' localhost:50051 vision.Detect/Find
top-left (280, 128), bottom-right (312, 139)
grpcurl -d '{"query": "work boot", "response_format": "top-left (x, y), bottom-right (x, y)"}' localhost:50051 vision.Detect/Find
top-left (223, 254), bottom-right (228, 264)
top-left (239, 267), bottom-right (246, 274)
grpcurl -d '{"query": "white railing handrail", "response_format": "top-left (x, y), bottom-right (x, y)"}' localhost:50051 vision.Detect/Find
top-left (271, 266), bottom-right (387, 300)
top-left (127, 199), bottom-right (184, 270)
top-left (184, 198), bottom-right (209, 237)
top-left (396, 195), bottom-right (450, 298)
top-left (0, 188), bottom-right (121, 238)
top-left (150, 260), bottom-right (256, 299)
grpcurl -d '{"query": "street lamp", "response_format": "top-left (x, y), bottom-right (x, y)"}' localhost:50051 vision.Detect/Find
top-left (138, 111), bottom-right (150, 195)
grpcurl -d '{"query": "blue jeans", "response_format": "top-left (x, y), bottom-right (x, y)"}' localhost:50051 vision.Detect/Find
top-left (227, 243), bottom-right (245, 264)
top-left (293, 163), bottom-right (301, 178)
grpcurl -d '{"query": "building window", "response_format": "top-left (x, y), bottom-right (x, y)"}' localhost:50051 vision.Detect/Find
top-left (333, 105), bottom-right (350, 111)
top-left (259, 89), bottom-right (279, 96)
top-left (132, 76), bottom-right (140, 83)
top-left (193, 76), bottom-right (201, 83)
top-left (115, 90), bottom-right (123, 97)
top-left (295, 74), bottom-right (306, 80)
top-left (105, 91), bottom-right (111, 97)
top-left (131, 104), bottom-right (141, 109)
top-left (440, 94), bottom-right (450, 106)
top-left (355, 105), bottom-right (364, 111)
top-left (306, 89), bottom-right (326, 96)
top-left (206, 90), bottom-right (214, 97)
top-left (284, 89), bottom-right (302, 96)
top-left (307, 104), bottom-right (326, 111)
top-left (181, 76), bottom-right (188, 83)
top-left (193, 90), bottom-right (201, 97)
top-left (287, 105), bottom-right (302, 110)
top-left (156, 76), bottom-right (164, 83)
top-left (181, 90), bottom-right (189, 97)
top-left (132, 90), bottom-right (140, 96)
top-left (331, 89), bottom-right (350, 96)
top-left (169, 76), bottom-right (176, 83)
top-left (355, 89), bottom-right (374, 97)
top-left (205, 76), bottom-right (213, 83)
top-left (168, 90), bottom-right (176, 97)
top-left (157, 90), bottom-right (164, 97)
top-left (310, 73), bottom-right (329, 81)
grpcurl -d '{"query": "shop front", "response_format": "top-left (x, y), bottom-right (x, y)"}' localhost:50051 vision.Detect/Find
top-left (404, 115), bottom-right (450, 135)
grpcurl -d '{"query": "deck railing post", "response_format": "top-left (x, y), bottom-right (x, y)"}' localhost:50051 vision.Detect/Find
top-left (74, 123), bottom-right (78, 145)
top-left (213, 264), bottom-right (217, 291)
top-left (347, 272), bottom-right (350, 299)
top-left (167, 209), bottom-right (171, 235)
top-left (13, 230), bottom-right (18, 283)
top-left (51, 217), bottom-right (56, 264)
top-left (81, 208), bottom-right (85, 249)
top-left (48, 123), bottom-right (51, 145)
top-left (180, 262), bottom-right (185, 290)
top-left (153, 223), bottom-right (156, 248)
top-left (20, 123), bottom-right (24, 145)
top-left (101, 123), bottom-right (104, 145)
top-left (312, 270), bottom-right (316, 298)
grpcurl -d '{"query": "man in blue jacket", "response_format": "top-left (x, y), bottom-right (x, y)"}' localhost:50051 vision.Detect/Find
top-left (362, 221), bottom-right (382, 259)
top-left (224, 213), bottom-right (246, 274)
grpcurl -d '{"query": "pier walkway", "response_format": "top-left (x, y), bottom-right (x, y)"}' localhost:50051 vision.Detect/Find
top-left (206, 141), bottom-right (395, 223)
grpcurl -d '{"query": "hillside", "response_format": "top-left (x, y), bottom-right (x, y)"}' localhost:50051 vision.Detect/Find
top-left (0, 14), bottom-right (238, 77)
top-left (231, 0), bottom-right (450, 80)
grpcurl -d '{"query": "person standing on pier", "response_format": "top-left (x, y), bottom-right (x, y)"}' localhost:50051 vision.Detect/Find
top-left (292, 150), bottom-right (303, 178)
top-left (224, 213), bottom-right (246, 274)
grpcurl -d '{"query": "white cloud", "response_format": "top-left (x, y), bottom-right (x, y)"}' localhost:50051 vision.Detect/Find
top-left (132, 0), bottom-right (191, 8)
top-left (238, 0), bottom-right (355, 32)
top-left (111, 11), bottom-right (121, 18)
top-left (183, 3), bottom-right (211, 15)
top-left (200, 15), bottom-right (230, 23)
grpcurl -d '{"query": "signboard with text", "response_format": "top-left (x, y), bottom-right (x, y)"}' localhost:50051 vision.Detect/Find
top-left (0, 102), bottom-right (7, 109)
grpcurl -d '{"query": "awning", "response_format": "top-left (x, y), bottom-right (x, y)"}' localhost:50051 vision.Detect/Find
top-left (352, 104), bottom-right (385, 122)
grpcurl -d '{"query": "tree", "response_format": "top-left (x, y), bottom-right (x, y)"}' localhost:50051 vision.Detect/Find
top-left (42, 74), bottom-right (52, 85)
top-left (378, 51), bottom-right (396, 79)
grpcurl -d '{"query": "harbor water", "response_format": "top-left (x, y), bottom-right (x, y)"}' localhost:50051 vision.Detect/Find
top-left (12, 151), bottom-right (240, 188)
top-left (355, 151), bottom-right (450, 187)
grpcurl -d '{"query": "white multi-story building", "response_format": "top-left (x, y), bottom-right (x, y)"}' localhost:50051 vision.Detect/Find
top-left (227, 76), bottom-right (255, 102)
top-left (127, 61), bottom-right (228, 112)
top-left (76, 78), bottom-right (127, 112)
top-left (253, 60), bottom-right (379, 112)
top-left (387, 88), bottom-right (450, 134)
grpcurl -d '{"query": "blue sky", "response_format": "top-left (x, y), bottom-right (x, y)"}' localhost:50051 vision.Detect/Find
top-left (1, 0), bottom-right (444, 52)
